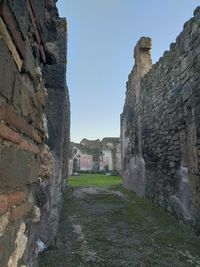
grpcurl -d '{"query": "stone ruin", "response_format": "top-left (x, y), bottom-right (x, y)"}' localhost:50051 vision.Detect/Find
top-left (0, 1), bottom-right (70, 266)
top-left (121, 7), bottom-right (200, 233)
top-left (69, 138), bottom-right (122, 175)
top-left (0, 1), bottom-right (200, 266)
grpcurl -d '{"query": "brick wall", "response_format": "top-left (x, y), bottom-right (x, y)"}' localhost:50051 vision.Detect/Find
top-left (0, 1), bottom-right (70, 266)
top-left (121, 7), bottom-right (200, 233)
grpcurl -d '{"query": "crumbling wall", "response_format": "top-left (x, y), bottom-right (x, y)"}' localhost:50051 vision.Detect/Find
top-left (0, 1), bottom-right (70, 266)
top-left (121, 7), bottom-right (200, 233)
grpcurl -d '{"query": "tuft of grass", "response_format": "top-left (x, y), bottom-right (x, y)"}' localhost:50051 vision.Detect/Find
top-left (68, 173), bottom-right (122, 188)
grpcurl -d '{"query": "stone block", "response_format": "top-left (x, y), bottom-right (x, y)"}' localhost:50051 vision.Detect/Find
top-left (0, 197), bottom-right (8, 216)
top-left (26, 0), bottom-right (41, 44)
top-left (45, 87), bottom-right (66, 155)
top-left (10, 202), bottom-right (32, 221)
top-left (0, 39), bottom-right (15, 101)
top-left (44, 64), bottom-right (66, 88)
top-left (12, 71), bottom-right (22, 114)
top-left (19, 86), bottom-right (33, 118)
top-left (7, 0), bottom-right (30, 38)
top-left (0, 124), bottom-right (21, 144)
top-left (7, 191), bottom-right (28, 207)
top-left (0, 2), bottom-right (26, 58)
top-left (26, 0), bottom-right (46, 63)
top-left (57, 19), bottom-right (67, 64)
top-left (0, 145), bottom-right (40, 189)
top-left (0, 18), bottom-right (22, 71)
top-left (0, 212), bottom-right (9, 237)
top-left (0, 105), bottom-right (41, 143)
top-left (24, 40), bottom-right (36, 79)
top-left (19, 139), bottom-right (40, 155)
top-left (0, 123), bottom-right (40, 154)
top-left (12, 76), bottom-right (45, 135)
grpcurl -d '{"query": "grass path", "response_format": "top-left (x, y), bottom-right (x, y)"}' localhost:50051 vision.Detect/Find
top-left (39, 174), bottom-right (200, 267)
top-left (68, 173), bottom-right (122, 187)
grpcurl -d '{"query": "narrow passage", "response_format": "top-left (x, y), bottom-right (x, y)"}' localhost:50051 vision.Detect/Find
top-left (39, 174), bottom-right (200, 267)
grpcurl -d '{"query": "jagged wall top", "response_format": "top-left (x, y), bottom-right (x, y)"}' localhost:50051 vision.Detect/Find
top-left (134, 37), bottom-right (152, 78)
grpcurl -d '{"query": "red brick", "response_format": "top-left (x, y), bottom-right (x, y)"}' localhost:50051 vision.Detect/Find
top-left (27, 0), bottom-right (41, 44)
top-left (0, 192), bottom-right (28, 216)
top-left (0, 105), bottom-right (41, 143)
top-left (0, 146), bottom-right (40, 188)
top-left (29, 0), bottom-right (45, 43)
top-left (20, 139), bottom-right (39, 154)
top-left (0, 105), bottom-right (32, 136)
top-left (0, 3), bottom-right (26, 59)
top-left (10, 202), bottom-right (32, 222)
top-left (39, 44), bottom-right (46, 63)
top-left (33, 131), bottom-right (42, 144)
top-left (0, 123), bottom-right (20, 144)
top-left (0, 123), bottom-right (40, 154)
top-left (7, 191), bottom-right (27, 207)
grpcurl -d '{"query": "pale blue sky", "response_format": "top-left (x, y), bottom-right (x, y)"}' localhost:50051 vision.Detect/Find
top-left (57, 0), bottom-right (198, 143)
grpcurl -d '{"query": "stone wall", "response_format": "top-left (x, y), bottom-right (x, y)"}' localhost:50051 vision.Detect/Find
top-left (121, 7), bottom-right (200, 233)
top-left (70, 138), bottom-right (121, 174)
top-left (0, 1), bottom-right (70, 266)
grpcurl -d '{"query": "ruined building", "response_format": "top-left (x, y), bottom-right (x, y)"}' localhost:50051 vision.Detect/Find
top-left (69, 138), bottom-right (121, 175)
top-left (121, 7), bottom-right (200, 233)
top-left (0, 1), bottom-right (70, 266)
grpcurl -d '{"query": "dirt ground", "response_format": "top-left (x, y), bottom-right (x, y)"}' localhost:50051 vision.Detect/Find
top-left (39, 185), bottom-right (200, 267)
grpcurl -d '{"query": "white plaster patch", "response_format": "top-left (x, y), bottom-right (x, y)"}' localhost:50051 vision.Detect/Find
top-left (32, 206), bottom-right (41, 223)
top-left (72, 223), bottom-right (97, 262)
top-left (0, 212), bottom-right (9, 237)
top-left (180, 166), bottom-right (188, 183)
top-left (36, 239), bottom-right (47, 253)
top-left (42, 114), bottom-right (49, 139)
top-left (73, 224), bottom-right (85, 241)
top-left (7, 223), bottom-right (28, 267)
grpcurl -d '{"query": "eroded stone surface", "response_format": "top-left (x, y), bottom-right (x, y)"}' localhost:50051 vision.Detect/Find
top-left (7, 223), bottom-right (28, 267)
top-left (0, 1), bottom-right (69, 266)
top-left (39, 185), bottom-right (200, 266)
top-left (73, 187), bottom-right (126, 199)
top-left (121, 7), bottom-right (200, 232)
top-left (0, 212), bottom-right (9, 237)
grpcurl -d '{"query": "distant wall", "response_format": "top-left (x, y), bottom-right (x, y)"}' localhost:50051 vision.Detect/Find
top-left (80, 154), bottom-right (93, 171)
top-left (101, 150), bottom-right (113, 171)
top-left (70, 138), bottom-right (122, 174)
top-left (121, 7), bottom-right (200, 233)
top-left (0, 1), bottom-right (70, 266)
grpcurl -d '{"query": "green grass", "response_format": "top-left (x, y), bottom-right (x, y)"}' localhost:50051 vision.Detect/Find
top-left (68, 173), bottom-right (122, 188)
top-left (40, 174), bottom-right (200, 267)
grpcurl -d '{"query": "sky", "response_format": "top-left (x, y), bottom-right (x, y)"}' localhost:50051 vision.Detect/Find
top-left (56, 0), bottom-right (199, 143)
